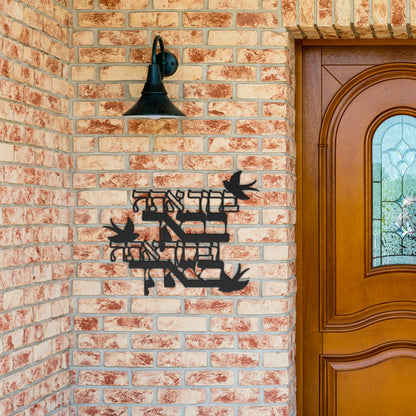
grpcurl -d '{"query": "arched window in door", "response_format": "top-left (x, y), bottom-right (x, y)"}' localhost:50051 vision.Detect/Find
top-left (372, 115), bottom-right (416, 267)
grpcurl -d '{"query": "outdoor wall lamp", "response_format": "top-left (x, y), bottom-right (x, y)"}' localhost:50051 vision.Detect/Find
top-left (123, 35), bottom-right (186, 119)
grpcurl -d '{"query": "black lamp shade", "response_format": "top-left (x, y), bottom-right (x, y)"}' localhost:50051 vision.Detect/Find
top-left (123, 37), bottom-right (185, 119)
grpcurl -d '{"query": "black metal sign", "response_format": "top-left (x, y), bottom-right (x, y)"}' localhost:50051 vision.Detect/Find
top-left (105, 171), bottom-right (258, 295)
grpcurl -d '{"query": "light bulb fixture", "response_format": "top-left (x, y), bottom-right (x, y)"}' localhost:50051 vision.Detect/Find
top-left (123, 35), bottom-right (186, 119)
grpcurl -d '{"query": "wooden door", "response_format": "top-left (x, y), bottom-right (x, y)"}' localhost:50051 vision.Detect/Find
top-left (297, 45), bottom-right (416, 416)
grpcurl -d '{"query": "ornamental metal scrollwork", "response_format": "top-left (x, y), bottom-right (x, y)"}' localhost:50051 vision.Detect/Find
top-left (104, 171), bottom-right (258, 295)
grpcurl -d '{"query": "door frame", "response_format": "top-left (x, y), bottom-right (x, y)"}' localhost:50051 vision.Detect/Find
top-left (295, 38), bottom-right (416, 415)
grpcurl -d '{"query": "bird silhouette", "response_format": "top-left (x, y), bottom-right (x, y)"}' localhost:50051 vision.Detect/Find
top-left (223, 171), bottom-right (258, 200)
top-left (104, 218), bottom-right (139, 243)
top-left (218, 264), bottom-right (249, 293)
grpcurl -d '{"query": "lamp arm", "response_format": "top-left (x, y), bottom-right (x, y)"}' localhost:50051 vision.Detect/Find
top-left (152, 35), bottom-right (165, 65)
top-left (152, 36), bottom-right (178, 79)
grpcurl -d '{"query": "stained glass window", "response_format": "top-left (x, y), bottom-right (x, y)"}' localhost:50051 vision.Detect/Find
top-left (372, 115), bottom-right (416, 267)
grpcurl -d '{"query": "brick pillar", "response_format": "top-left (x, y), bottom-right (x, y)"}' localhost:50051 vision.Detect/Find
top-left (71, 1), bottom-right (296, 415)
top-left (0, 0), bottom-right (73, 414)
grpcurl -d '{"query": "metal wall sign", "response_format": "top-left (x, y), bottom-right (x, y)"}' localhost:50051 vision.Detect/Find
top-left (105, 171), bottom-right (258, 295)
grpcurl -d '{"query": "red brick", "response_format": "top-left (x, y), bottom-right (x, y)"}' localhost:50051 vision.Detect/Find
top-left (131, 334), bottom-right (181, 350)
top-left (129, 12), bottom-right (179, 28)
top-left (183, 155), bottom-right (233, 171)
top-left (262, 316), bottom-right (291, 332)
top-left (77, 263), bottom-right (128, 277)
top-left (73, 173), bottom-right (96, 188)
top-left (261, 67), bottom-right (294, 83)
top-left (154, 0), bottom-right (203, 8)
top-left (103, 316), bottom-right (153, 332)
top-left (208, 65), bottom-right (257, 81)
top-left (100, 0), bottom-right (148, 10)
top-left (132, 371), bottom-right (181, 386)
top-left (186, 370), bottom-right (234, 386)
top-left (209, 0), bottom-right (258, 8)
top-left (182, 120), bottom-right (232, 136)
top-left (99, 173), bottom-right (149, 188)
top-left (183, 12), bottom-right (233, 27)
top-left (153, 29), bottom-right (204, 45)
top-left (74, 389), bottom-right (100, 404)
top-left (78, 334), bottom-right (128, 349)
top-left (129, 155), bottom-right (179, 170)
top-left (391, 0), bottom-right (406, 27)
top-left (78, 12), bottom-right (125, 27)
top-left (184, 48), bottom-right (233, 63)
top-left (212, 388), bottom-right (260, 403)
top-left (73, 351), bottom-right (100, 366)
top-left (157, 317), bottom-right (206, 332)
top-left (158, 388), bottom-right (206, 404)
top-left (77, 190), bottom-right (126, 206)
top-left (239, 370), bottom-right (289, 385)
top-left (184, 83), bottom-right (232, 99)
top-left (103, 280), bottom-right (143, 296)
top-left (238, 335), bottom-right (288, 350)
top-left (185, 299), bottom-right (234, 315)
top-left (185, 407), bottom-right (234, 416)
top-left (209, 137), bottom-right (258, 153)
top-left (78, 371), bottom-right (129, 386)
top-left (237, 299), bottom-right (288, 315)
top-left (78, 406), bottom-right (128, 416)
top-left (73, 31), bottom-right (94, 46)
top-left (79, 47), bottom-right (126, 63)
top-left (178, 101), bottom-right (204, 117)
top-left (78, 298), bottom-right (128, 313)
top-left (237, 48), bottom-right (288, 64)
top-left (210, 317), bottom-right (259, 332)
top-left (99, 100), bottom-right (133, 116)
top-left (237, 227), bottom-right (292, 243)
top-left (262, 137), bottom-right (295, 154)
top-left (74, 209), bottom-right (98, 224)
top-left (131, 298), bottom-right (181, 314)
top-left (99, 137), bottom-right (149, 153)
top-left (154, 137), bottom-right (204, 153)
top-left (157, 352), bottom-right (207, 367)
top-left (77, 119), bottom-right (123, 135)
top-left (209, 101), bottom-right (258, 117)
top-left (264, 388), bottom-right (290, 403)
top-left (78, 83), bottom-right (125, 99)
top-left (237, 13), bottom-right (279, 27)
top-left (134, 408), bottom-right (181, 416)
top-left (104, 389), bottom-right (154, 403)
top-left (128, 119), bottom-right (178, 135)
top-left (238, 405), bottom-right (289, 416)
top-left (236, 120), bottom-right (292, 136)
top-left (153, 173), bottom-right (204, 188)
top-left (211, 352), bottom-right (260, 368)
top-left (104, 352), bottom-right (154, 367)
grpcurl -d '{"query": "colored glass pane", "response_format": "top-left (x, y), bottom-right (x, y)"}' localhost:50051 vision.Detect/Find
top-left (372, 115), bottom-right (416, 266)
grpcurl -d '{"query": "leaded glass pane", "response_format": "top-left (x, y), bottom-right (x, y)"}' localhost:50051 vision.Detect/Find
top-left (372, 115), bottom-right (416, 267)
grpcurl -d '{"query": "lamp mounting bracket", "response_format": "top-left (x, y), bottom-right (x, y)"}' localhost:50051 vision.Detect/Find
top-left (156, 51), bottom-right (178, 78)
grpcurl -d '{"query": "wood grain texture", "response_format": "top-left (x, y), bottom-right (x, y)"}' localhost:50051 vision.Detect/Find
top-left (298, 44), bottom-right (416, 416)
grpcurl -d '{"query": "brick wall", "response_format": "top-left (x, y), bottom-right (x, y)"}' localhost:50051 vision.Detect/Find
top-left (1, 0), bottom-right (414, 415)
top-left (0, 0), bottom-right (73, 414)
top-left (282, 0), bottom-right (414, 38)
top-left (71, 1), bottom-right (296, 415)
